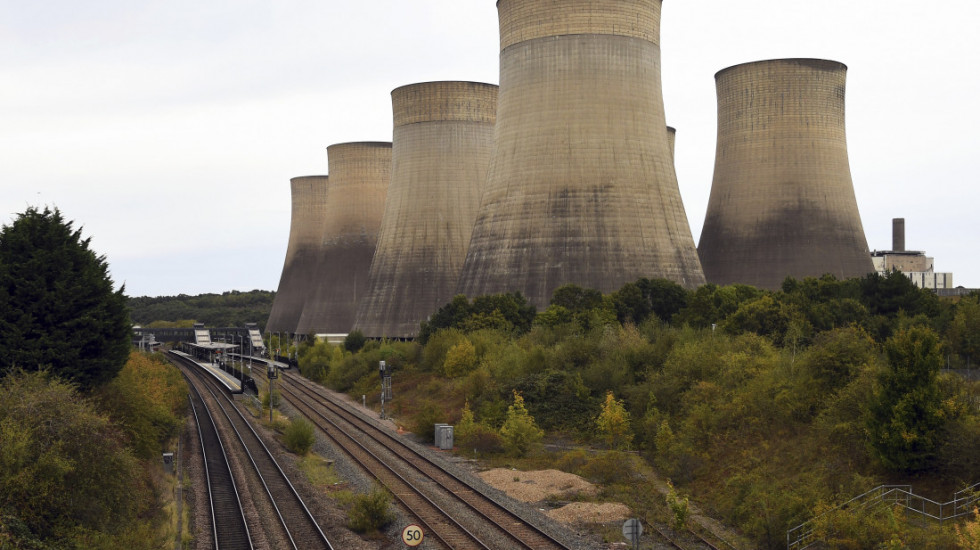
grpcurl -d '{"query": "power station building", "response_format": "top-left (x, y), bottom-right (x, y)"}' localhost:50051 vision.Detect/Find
top-left (354, 81), bottom-right (498, 339)
top-left (295, 142), bottom-right (391, 336)
top-left (456, 0), bottom-right (705, 309)
top-left (872, 218), bottom-right (953, 290)
top-left (698, 59), bottom-right (874, 290)
top-left (266, 176), bottom-right (329, 335)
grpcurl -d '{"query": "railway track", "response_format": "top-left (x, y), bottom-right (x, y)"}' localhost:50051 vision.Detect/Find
top-left (279, 369), bottom-right (571, 550)
top-left (170, 352), bottom-right (334, 550)
top-left (644, 518), bottom-right (726, 550)
top-left (187, 378), bottom-right (253, 549)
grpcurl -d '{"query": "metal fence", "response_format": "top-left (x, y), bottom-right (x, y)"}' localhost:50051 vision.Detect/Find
top-left (787, 483), bottom-right (979, 549)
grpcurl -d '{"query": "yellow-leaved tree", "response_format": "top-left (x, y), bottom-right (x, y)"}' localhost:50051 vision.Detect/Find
top-left (596, 390), bottom-right (633, 450)
top-left (500, 390), bottom-right (543, 457)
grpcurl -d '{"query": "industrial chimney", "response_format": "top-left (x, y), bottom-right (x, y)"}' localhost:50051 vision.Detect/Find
top-left (456, 0), bottom-right (705, 308)
top-left (353, 81), bottom-right (498, 338)
top-left (892, 218), bottom-right (906, 252)
top-left (295, 142), bottom-right (391, 336)
top-left (266, 176), bottom-right (329, 335)
top-left (698, 59), bottom-right (874, 290)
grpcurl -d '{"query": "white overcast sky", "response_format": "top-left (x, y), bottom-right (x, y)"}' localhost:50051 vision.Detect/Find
top-left (2, 1), bottom-right (978, 297)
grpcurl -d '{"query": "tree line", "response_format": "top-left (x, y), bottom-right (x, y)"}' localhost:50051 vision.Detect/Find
top-left (128, 289), bottom-right (275, 329)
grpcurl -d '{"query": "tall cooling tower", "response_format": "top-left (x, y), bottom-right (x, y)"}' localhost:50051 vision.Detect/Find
top-left (354, 81), bottom-right (498, 338)
top-left (266, 176), bottom-right (329, 334)
top-left (295, 142), bottom-right (391, 335)
top-left (698, 59), bottom-right (874, 290)
top-left (455, 0), bottom-right (705, 309)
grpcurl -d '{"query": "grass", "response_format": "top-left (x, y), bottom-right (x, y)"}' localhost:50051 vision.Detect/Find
top-left (297, 454), bottom-right (341, 489)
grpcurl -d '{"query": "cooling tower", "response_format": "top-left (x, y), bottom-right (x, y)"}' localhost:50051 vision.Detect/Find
top-left (266, 176), bottom-right (329, 335)
top-left (698, 59), bottom-right (874, 290)
top-left (666, 126), bottom-right (676, 161)
top-left (295, 142), bottom-right (391, 335)
top-left (456, 0), bottom-right (704, 309)
top-left (353, 81), bottom-right (498, 338)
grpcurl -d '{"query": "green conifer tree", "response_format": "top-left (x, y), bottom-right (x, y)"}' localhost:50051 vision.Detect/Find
top-left (0, 207), bottom-right (131, 390)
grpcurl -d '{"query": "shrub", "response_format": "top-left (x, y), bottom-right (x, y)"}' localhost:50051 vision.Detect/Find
top-left (284, 418), bottom-right (316, 455)
top-left (0, 371), bottom-right (151, 544)
top-left (665, 480), bottom-right (689, 530)
top-left (443, 338), bottom-right (477, 377)
top-left (95, 352), bottom-right (187, 460)
top-left (455, 401), bottom-right (477, 444)
top-left (343, 330), bottom-right (367, 353)
top-left (346, 485), bottom-right (395, 533)
top-left (262, 388), bottom-right (281, 410)
top-left (411, 400), bottom-right (443, 442)
top-left (468, 425), bottom-right (505, 455)
top-left (579, 451), bottom-right (637, 486)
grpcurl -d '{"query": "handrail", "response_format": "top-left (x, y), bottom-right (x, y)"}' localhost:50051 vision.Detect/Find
top-left (787, 483), bottom-right (978, 549)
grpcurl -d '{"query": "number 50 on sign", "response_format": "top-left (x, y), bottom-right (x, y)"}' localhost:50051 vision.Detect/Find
top-left (401, 524), bottom-right (424, 547)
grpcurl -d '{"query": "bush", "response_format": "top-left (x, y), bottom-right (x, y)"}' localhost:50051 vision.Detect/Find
top-left (443, 338), bottom-right (477, 377)
top-left (421, 328), bottom-right (467, 372)
top-left (0, 371), bottom-right (151, 544)
top-left (284, 418), bottom-right (316, 455)
top-left (411, 400), bottom-right (443, 442)
top-left (468, 425), bottom-right (505, 455)
top-left (262, 389), bottom-right (281, 410)
top-left (665, 480), bottom-right (689, 530)
top-left (343, 330), bottom-right (367, 353)
top-left (95, 352), bottom-right (187, 460)
top-left (346, 485), bottom-right (395, 533)
top-left (579, 451), bottom-right (637, 486)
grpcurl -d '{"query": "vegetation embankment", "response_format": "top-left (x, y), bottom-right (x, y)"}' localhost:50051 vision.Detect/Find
top-left (0, 207), bottom-right (190, 548)
top-left (296, 274), bottom-right (980, 549)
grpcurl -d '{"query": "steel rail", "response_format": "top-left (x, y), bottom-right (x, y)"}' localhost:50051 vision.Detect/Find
top-left (171, 352), bottom-right (333, 550)
top-left (185, 375), bottom-right (253, 550)
top-left (278, 380), bottom-right (487, 549)
top-left (282, 370), bottom-right (571, 550)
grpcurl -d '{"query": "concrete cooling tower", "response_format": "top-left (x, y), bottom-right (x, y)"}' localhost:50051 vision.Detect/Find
top-left (353, 81), bottom-right (498, 338)
top-left (295, 142), bottom-right (391, 335)
top-left (266, 176), bottom-right (329, 335)
top-left (455, 0), bottom-right (705, 308)
top-left (697, 59), bottom-right (874, 290)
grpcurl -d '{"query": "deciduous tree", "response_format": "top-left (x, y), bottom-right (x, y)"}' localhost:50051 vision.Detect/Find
top-left (867, 326), bottom-right (947, 472)
top-left (595, 390), bottom-right (633, 450)
top-left (500, 390), bottom-right (543, 457)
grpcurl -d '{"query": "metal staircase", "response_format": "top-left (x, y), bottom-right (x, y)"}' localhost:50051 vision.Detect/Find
top-left (787, 482), bottom-right (979, 549)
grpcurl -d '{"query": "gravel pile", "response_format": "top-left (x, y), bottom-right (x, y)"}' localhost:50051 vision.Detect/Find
top-left (546, 502), bottom-right (631, 525)
top-left (478, 468), bottom-right (599, 502)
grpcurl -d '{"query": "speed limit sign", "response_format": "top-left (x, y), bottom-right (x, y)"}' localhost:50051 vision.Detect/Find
top-left (401, 524), bottom-right (424, 547)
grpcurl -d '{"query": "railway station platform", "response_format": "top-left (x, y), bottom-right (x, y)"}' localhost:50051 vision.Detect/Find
top-left (171, 349), bottom-right (244, 393)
